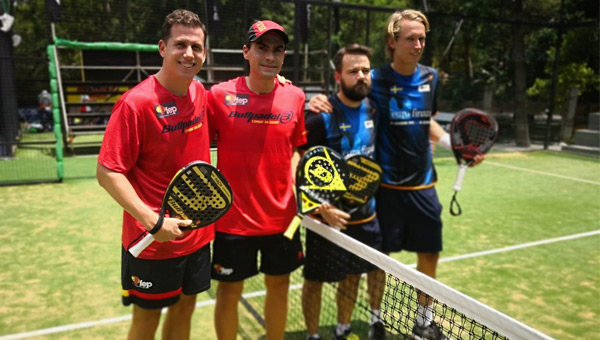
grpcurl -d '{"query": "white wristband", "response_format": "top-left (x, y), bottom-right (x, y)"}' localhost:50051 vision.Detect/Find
top-left (438, 133), bottom-right (452, 151)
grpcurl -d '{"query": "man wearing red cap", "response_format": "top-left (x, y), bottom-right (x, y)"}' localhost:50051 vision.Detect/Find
top-left (207, 20), bottom-right (306, 340)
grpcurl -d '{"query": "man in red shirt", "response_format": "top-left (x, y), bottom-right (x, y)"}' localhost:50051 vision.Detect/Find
top-left (207, 20), bottom-right (306, 340)
top-left (96, 9), bottom-right (213, 340)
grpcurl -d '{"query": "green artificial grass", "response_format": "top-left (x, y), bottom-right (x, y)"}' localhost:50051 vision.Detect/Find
top-left (0, 150), bottom-right (598, 339)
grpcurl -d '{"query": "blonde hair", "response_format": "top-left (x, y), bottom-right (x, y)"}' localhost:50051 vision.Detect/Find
top-left (384, 9), bottom-right (430, 60)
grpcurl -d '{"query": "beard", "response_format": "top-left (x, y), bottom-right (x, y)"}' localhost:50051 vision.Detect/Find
top-left (340, 78), bottom-right (371, 102)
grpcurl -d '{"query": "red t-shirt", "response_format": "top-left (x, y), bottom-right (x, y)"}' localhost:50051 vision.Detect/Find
top-left (98, 76), bottom-right (214, 259)
top-left (208, 77), bottom-right (306, 236)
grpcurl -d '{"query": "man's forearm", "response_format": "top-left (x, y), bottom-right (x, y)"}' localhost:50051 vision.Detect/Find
top-left (429, 117), bottom-right (446, 142)
top-left (96, 163), bottom-right (156, 231)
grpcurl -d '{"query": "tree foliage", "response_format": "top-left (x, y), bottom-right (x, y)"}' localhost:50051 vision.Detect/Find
top-left (6, 0), bottom-right (598, 143)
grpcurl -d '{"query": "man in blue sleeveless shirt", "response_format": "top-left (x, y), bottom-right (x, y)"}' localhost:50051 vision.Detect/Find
top-left (301, 44), bottom-right (386, 340)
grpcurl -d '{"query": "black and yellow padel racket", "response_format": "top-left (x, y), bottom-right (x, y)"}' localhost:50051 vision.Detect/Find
top-left (129, 161), bottom-right (233, 257)
top-left (339, 154), bottom-right (382, 214)
top-left (283, 146), bottom-right (349, 239)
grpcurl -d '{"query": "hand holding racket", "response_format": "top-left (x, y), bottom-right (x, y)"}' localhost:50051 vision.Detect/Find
top-left (283, 146), bottom-right (349, 239)
top-left (449, 108), bottom-right (499, 216)
top-left (316, 154), bottom-right (382, 229)
top-left (129, 161), bottom-right (233, 257)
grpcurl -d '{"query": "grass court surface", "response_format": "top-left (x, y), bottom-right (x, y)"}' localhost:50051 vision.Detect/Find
top-left (0, 147), bottom-right (598, 339)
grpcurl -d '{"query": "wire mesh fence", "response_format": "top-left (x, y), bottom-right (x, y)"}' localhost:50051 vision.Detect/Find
top-left (0, 0), bottom-right (597, 184)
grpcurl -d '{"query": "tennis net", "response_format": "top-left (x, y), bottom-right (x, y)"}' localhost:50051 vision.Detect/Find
top-left (238, 216), bottom-right (554, 340)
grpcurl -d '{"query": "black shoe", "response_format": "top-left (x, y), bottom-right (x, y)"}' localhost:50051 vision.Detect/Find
top-left (369, 321), bottom-right (386, 340)
top-left (411, 322), bottom-right (450, 340)
top-left (307, 336), bottom-right (321, 340)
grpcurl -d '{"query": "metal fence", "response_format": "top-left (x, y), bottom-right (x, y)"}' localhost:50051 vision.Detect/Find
top-left (0, 0), bottom-right (597, 185)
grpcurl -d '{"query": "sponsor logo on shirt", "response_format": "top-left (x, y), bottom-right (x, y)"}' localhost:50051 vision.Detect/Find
top-left (131, 276), bottom-right (153, 289)
top-left (228, 110), bottom-right (294, 125)
top-left (161, 106), bottom-right (205, 134)
top-left (418, 84), bottom-right (431, 92)
top-left (361, 145), bottom-right (375, 157)
top-left (389, 109), bottom-right (432, 125)
top-left (225, 94), bottom-right (249, 106)
top-left (161, 116), bottom-right (203, 134)
top-left (364, 120), bottom-right (374, 129)
top-left (155, 101), bottom-right (179, 118)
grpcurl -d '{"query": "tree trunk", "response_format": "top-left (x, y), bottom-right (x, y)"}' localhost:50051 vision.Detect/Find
top-left (560, 86), bottom-right (579, 141)
top-left (512, 0), bottom-right (531, 147)
top-left (483, 84), bottom-right (494, 112)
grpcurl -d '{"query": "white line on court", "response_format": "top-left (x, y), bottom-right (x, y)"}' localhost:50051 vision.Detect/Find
top-left (1, 230), bottom-right (598, 339)
top-left (436, 229), bottom-right (600, 265)
top-left (0, 300), bottom-right (214, 340)
top-left (485, 161), bottom-right (600, 185)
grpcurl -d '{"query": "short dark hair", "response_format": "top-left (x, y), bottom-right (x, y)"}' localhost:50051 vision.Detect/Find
top-left (161, 9), bottom-right (207, 46)
top-left (332, 44), bottom-right (372, 72)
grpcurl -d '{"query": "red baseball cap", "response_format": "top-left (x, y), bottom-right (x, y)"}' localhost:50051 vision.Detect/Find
top-left (245, 20), bottom-right (289, 46)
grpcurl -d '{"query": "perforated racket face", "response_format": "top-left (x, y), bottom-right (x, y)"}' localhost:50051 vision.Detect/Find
top-left (450, 108), bottom-right (498, 163)
top-left (296, 146), bottom-right (349, 214)
top-left (163, 161), bottom-right (233, 230)
top-left (341, 155), bottom-right (382, 210)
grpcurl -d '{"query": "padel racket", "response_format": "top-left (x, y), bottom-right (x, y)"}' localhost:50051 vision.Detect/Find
top-left (338, 154), bottom-right (382, 214)
top-left (449, 108), bottom-right (498, 216)
top-left (128, 161), bottom-right (233, 257)
top-left (283, 146), bottom-right (349, 239)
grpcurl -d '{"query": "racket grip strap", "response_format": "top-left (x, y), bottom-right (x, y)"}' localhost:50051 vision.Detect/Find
top-left (450, 191), bottom-right (462, 216)
top-left (149, 215), bottom-right (164, 234)
top-left (129, 233), bottom-right (155, 258)
top-left (283, 215), bottom-right (303, 240)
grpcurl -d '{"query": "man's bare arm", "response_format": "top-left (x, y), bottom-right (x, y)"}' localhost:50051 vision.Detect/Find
top-left (96, 163), bottom-right (188, 242)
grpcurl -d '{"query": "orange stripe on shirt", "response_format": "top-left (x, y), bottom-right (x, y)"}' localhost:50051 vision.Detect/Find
top-left (380, 182), bottom-right (437, 191)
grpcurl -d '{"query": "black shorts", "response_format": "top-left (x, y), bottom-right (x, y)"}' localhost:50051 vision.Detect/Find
top-left (304, 218), bottom-right (382, 282)
top-left (211, 231), bottom-right (304, 282)
top-left (121, 243), bottom-right (211, 309)
top-left (376, 186), bottom-right (443, 253)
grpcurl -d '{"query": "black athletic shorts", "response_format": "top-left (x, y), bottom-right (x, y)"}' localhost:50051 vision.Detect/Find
top-left (121, 243), bottom-right (211, 309)
top-left (376, 186), bottom-right (443, 253)
top-left (303, 218), bottom-right (382, 282)
top-left (211, 231), bottom-right (304, 282)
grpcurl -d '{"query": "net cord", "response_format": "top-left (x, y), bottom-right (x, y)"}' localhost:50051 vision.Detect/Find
top-left (301, 216), bottom-right (554, 340)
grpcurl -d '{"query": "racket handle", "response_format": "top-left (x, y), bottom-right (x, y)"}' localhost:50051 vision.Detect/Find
top-left (453, 164), bottom-right (469, 192)
top-left (129, 233), bottom-right (155, 258)
top-left (283, 215), bottom-right (303, 239)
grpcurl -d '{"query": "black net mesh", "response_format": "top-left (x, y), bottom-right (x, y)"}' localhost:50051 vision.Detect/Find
top-left (239, 217), bottom-right (552, 340)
